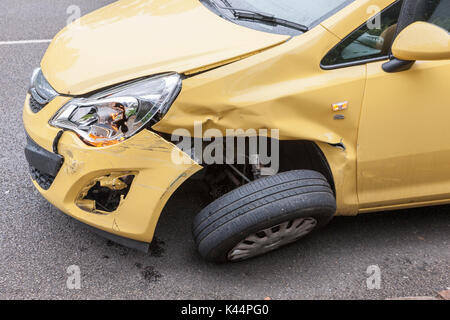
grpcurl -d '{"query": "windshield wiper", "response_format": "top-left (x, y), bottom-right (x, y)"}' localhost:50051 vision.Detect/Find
top-left (215, 4), bottom-right (308, 33)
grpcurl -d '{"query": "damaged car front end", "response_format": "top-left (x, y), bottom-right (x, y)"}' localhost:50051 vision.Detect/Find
top-left (22, 0), bottom-right (295, 253)
top-left (24, 73), bottom-right (202, 250)
top-left (24, 0), bottom-right (415, 262)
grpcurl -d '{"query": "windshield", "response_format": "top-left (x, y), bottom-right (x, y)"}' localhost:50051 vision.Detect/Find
top-left (203, 0), bottom-right (355, 35)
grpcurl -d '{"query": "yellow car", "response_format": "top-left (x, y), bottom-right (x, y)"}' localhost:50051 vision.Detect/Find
top-left (23, 0), bottom-right (449, 262)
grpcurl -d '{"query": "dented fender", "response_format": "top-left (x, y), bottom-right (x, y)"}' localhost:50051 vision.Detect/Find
top-left (154, 25), bottom-right (366, 215)
top-left (154, 25), bottom-right (365, 145)
top-left (23, 95), bottom-right (203, 242)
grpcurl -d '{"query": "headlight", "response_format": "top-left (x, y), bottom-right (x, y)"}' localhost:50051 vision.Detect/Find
top-left (29, 68), bottom-right (58, 104)
top-left (49, 73), bottom-right (182, 147)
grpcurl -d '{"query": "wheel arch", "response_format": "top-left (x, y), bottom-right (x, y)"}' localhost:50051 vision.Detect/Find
top-left (278, 140), bottom-right (336, 195)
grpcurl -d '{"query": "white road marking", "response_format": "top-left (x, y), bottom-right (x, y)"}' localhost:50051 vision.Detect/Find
top-left (0, 39), bottom-right (52, 46)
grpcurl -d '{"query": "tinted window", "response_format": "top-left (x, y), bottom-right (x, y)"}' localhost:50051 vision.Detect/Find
top-left (321, 0), bottom-right (403, 68)
top-left (414, 0), bottom-right (450, 32)
top-left (225, 0), bottom-right (355, 27)
top-left (202, 0), bottom-right (356, 36)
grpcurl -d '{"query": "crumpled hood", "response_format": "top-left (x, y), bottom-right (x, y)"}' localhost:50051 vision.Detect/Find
top-left (41, 0), bottom-right (289, 95)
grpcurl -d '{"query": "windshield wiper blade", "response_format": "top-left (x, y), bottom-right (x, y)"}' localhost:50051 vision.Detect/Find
top-left (216, 5), bottom-right (309, 32)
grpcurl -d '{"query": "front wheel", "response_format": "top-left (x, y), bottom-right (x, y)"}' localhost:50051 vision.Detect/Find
top-left (192, 170), bottom-right (336, 262)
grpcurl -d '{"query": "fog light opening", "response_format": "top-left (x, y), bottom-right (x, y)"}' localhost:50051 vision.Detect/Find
top-left (76, 173), bottom-right (136, 214)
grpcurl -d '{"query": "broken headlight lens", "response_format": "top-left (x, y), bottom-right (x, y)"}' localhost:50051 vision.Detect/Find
top-left (49, 73), bottom-right (182, 147)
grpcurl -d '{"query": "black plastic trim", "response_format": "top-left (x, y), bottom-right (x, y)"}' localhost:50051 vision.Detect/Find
top-left (382, 58), bottom-right (415, 73)
top-left (25, 136), bottom-right (64, 177)
top-left (320, 56), bottom-right (389, 70)
top-left (29, 94), bottom-right (47, 113)
top-left (52, 130), bottom-right (64, 154)
top-left (88, 226), bottom-right (150, 253)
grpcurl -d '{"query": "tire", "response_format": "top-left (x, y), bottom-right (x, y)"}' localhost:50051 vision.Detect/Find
top-left (193, 170), bottom-right (336, 263)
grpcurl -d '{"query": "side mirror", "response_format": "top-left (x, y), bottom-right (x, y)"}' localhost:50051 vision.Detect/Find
top-left (392, 21), bottom-right (450, 61)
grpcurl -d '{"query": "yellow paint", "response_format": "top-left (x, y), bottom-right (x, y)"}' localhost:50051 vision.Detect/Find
top-left (153, 0), bottom-right (386, 215)
top-left (321, 0), bottom-right (394, 39)
top-left (357, 59), bottom-right (450, 209)
top-left (41, 0), bottom-right (289, 95)
top-left (24, 95), bottom-right (202, 243)
top-left (23, 0), bottom-right (450, 245)
top-left (392, 22), bottom-right (450, 61)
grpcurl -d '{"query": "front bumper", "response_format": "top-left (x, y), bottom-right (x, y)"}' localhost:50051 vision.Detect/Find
top-left (23, 94), bottom-right (202, 245)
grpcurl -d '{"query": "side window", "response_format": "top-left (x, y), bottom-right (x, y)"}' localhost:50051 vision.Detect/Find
top-left (415, 0), bottom-right (450, 32)
top-left (321, 0), bottom-right (403, 68)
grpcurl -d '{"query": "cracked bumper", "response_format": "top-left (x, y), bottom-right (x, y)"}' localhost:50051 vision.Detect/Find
top-left (23, 95), bottom-right (202, 244)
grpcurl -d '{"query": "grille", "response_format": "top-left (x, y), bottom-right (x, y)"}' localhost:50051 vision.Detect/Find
top-left (30, 165), bottom-right (55, 190)
top-left (29, 95), bottom-right (47, 113)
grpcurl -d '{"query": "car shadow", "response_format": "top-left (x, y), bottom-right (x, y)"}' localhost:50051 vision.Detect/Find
top-left (158, 179), bottom-right (450, 266)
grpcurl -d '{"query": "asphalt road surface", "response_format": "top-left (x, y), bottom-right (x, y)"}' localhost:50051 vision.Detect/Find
top-left (0, 0), bottom-right (449, 300)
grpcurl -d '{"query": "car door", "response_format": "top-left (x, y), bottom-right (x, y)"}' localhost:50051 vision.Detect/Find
top-left (357, 0), bottom-right (450, 209)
